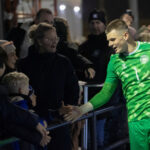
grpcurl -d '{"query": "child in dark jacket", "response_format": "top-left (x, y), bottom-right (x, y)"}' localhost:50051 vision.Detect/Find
top-left (2, 71), bottom-right (48, 150)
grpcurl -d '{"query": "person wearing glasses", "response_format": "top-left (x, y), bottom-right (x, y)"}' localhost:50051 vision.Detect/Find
top-left (17, 22), bottom-right (79, 150)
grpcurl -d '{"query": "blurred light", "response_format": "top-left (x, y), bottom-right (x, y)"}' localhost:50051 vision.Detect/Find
top-left (59, 4), bottom-right (66, 11)
top-left (73, 6), bottom-right (80, 13)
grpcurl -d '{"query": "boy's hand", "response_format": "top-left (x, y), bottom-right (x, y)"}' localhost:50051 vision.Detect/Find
top-left (40, 133), bottom-right (51, 147)
top-left (43, 120), bottom-right (48, 128)
top-left (36, 123), bottom-right (51, 147)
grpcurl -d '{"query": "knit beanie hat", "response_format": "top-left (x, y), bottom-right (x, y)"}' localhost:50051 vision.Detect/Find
top-left (88, 9), bottom-right (106, 24)
top-left (125, 9), bottom-right (134, 20)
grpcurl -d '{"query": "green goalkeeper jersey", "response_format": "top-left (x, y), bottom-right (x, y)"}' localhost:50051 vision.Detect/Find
top-left (105, 41), bottom-right (150, 122)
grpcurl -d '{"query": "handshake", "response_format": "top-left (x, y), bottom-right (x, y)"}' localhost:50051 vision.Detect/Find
top-left (38, 101), bottom-right (93, 147)
top-left (59, 101), bottom-right (93, 123)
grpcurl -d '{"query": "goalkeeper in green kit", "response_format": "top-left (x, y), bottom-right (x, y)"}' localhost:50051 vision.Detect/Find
top-left (64, 19), bottom-right (150, 150)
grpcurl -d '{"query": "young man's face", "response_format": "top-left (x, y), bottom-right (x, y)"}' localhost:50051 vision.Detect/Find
top-left (107, 29), bottom-right (128, 54)
top-left (89, 20), bottom-right (105, 35)
top-left (39, 30), bottom-right (59, 53)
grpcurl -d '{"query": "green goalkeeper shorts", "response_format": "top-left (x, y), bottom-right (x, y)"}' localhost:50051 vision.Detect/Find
top-left (128, 118), bottom-right (150, 150)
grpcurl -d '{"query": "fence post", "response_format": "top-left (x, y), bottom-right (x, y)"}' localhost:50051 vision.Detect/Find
top-left (92, 111), bottom-right (97, 150)
top-left (82, 85), bottom-right (88, 150)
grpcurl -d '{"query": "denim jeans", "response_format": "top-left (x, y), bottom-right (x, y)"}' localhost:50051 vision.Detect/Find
top-left (96, 119), bottom-right (106, 147)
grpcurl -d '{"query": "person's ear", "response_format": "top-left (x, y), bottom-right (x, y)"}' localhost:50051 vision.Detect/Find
top-left (18, 87), bottom-right (23, 94)
top-left (124, 32), bottom-right (129, 40)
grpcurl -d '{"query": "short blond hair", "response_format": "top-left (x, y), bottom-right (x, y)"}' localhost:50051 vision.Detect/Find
top-left (106, 19), bottom-right (128, 34)
top-left (2, 72), bottom-right (29, 94)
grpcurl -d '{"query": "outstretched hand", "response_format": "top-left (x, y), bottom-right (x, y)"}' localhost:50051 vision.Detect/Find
top-left (59, 101), bottom-right (73, 115)
top-left (64, 106), bottom-right (83, 123)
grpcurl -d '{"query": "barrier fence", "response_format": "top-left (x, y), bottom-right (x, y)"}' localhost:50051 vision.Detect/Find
top-left (0, 84), bottom-right (129, 150)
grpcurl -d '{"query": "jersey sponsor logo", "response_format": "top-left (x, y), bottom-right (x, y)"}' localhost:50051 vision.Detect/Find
top-left (140, 55), bottom-right (149, 64)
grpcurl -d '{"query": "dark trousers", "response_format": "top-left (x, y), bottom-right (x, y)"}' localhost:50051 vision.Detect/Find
top-left (47, 125), bottom-right (72, 150)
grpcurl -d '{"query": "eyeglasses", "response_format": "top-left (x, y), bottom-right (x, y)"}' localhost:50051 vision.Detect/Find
top-left (28, 85), bottom-right (34, 97)
top-left (43, 37), bottom-right (59, 43)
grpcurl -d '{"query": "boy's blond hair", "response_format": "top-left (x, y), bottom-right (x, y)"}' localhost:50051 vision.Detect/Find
top-left (2, 72), bottom-right (29, 94)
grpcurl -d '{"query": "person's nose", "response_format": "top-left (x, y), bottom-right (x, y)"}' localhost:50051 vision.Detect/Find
top-left (15, 55), bottom-right (18, 60)
top-left (108, 41), bottom-right (113, 47)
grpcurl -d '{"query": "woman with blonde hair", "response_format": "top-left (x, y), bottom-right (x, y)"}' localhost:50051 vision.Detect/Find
top-left (18, 22), bottom-right (79, 150)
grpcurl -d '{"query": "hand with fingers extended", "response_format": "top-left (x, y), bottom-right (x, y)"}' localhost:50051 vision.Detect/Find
top-left (59, 101), bottom-right (73, 116)
top-left (64, 106), bottom-right (83, 123)
top-left (64, 102), bottom-right (93, 123)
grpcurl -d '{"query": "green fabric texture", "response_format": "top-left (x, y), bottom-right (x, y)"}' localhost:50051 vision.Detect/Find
top-left (89, 41), bottom-right (150, 122)
top-left (89, 81), bottom-right (118, 110)
top-left (105, 41), bottom-right (150, 122)
top-left (128, 118), bottom-right (150, 150)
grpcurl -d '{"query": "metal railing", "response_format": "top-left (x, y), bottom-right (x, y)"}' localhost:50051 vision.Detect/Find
top-left (83, 84), bottom-right (103, 150)
top-left (0, 104), bottom-right (128, 149)
top-left (0, 84), bottom-right (129, 150)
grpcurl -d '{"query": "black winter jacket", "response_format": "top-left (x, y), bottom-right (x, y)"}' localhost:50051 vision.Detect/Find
top-left (79, 33), bottom-right (114, 84)
top-left (57, 41), bottom-right (93, 75)
top-left (18, 45), bottom-right (79, 119)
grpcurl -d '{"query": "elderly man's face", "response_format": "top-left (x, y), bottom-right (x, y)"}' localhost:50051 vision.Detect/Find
top-left (89, 20), bottom-right (106, 35)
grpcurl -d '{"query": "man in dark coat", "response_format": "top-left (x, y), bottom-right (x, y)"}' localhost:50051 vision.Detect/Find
top-left (54, 17), bottom-right (95, 80)
top-left (79, 9), bottom-right (114, 84)
top-left (78, 9), bottom-right (123, 149)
